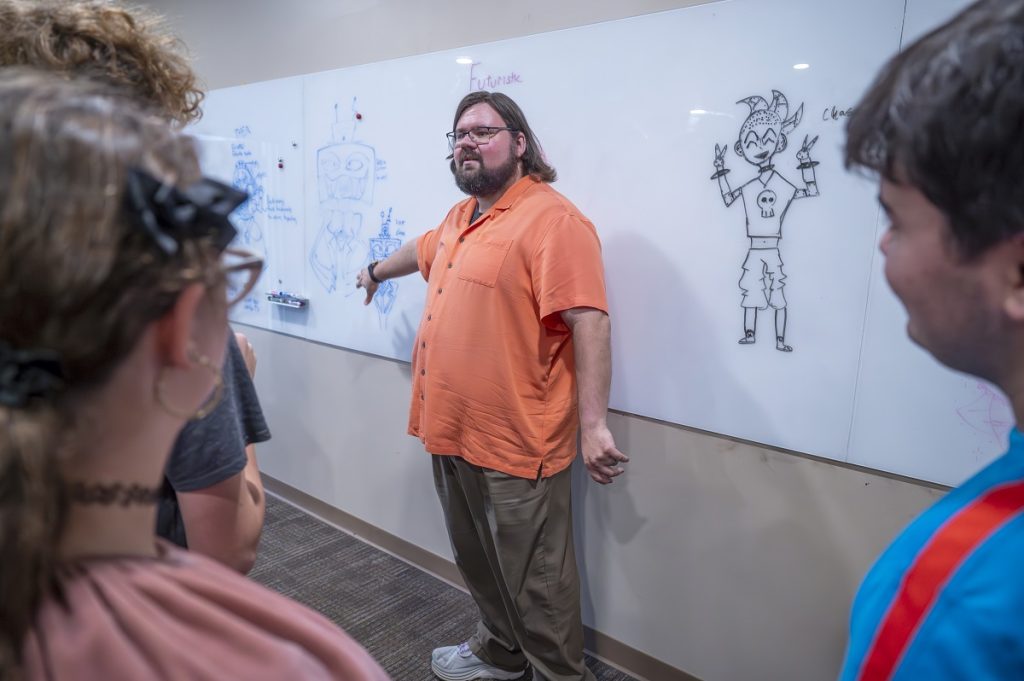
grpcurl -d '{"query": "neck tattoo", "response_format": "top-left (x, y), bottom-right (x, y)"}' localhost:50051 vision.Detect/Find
top-left (66, 481), bottom-right (161, 507)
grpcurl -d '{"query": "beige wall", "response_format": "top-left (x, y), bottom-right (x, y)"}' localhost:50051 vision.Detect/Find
top-left (141, 1), bottom-right (944, 679)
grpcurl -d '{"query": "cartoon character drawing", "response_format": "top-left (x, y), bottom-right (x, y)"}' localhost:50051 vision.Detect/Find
top-left (367, 208), bottom-right (404, 326)
top-left (227, 146), bottom-right (269, 313)
top-left (712, 89), bottom-right (820, 352)
top-left (310, 99), bottom-right (379, 293)
top-left (318, 144), bottom-right (373, 204)
top-left (231, 160), bottom-right (266, 247)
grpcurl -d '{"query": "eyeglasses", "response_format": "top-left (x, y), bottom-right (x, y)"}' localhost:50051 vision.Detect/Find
top-left (446, 126), bottom-right (518, 153)
top-left (221, 247), bottom-right (265, 307)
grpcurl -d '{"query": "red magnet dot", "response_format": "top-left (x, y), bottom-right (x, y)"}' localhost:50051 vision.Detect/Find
top-left (355, 112), bottom-right (363, 120)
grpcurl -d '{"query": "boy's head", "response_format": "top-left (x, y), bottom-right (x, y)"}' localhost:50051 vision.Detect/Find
top-left (846, 0), bottom-right (1024, 259)
top-left (846, 0), bottom-right (1024, 382)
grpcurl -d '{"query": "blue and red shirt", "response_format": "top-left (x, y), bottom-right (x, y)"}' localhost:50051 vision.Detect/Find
top-left (840, 428), bottom-right (1024, 680)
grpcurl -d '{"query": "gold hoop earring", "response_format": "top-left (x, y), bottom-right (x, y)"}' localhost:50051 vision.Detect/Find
top-left (155, 349), bottom-right (224, 420)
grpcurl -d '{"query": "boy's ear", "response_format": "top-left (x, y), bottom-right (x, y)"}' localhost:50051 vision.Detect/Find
top-left (1007, 272), bottom-right (1024, 324)
top-left (777, 133), bottom-right (788, 153)
top-left (155, 283), bottom-right (206, 368)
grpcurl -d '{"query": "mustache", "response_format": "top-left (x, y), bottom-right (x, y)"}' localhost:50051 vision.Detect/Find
top-left (446, 149), bottom-right (482, 162)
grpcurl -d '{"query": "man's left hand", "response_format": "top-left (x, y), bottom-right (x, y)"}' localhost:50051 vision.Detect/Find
top-left (581, 423), bottom-right (628, 484)
top-left (355, 267), bottom-right (379, 305)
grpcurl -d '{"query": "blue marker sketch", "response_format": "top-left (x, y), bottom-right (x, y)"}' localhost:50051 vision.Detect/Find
top-left (310, 98), bottom-right (389, 293)
top-left (368, 207), bottom-right (405, 327)
top-left (711, 89), bottom-right (820, 352)
top-left (230, 136), bottom-right (266, 250)
top-left (223, 125), bottom-right (299, 313)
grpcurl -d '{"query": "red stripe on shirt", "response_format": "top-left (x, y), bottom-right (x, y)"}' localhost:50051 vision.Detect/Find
top-left (857, 481), bottom-right (1024, 681)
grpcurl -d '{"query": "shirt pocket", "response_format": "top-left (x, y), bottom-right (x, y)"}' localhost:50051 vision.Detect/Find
top-left (426, 239), bottom-right (448, 282)
top-left (457, 240), bottom-right (513, 287)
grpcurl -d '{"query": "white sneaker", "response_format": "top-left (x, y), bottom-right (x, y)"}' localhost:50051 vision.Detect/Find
top-left (430, 641), bottom-right (525, 680)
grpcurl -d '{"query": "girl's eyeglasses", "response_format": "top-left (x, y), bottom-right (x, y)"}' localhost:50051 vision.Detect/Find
top-left (221, 247), bottom-right (264, 307)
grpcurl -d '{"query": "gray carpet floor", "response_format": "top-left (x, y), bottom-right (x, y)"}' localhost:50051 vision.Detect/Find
top-left (250, 494), bottom-right (637, 681)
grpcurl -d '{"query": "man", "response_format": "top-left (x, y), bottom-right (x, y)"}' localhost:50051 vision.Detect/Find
top-left (0, 0), bottom-right (269, 574)
top-left (840, 1), bottom-right (1024, 678)
top-left (357, 91), bottom-right (627, 681)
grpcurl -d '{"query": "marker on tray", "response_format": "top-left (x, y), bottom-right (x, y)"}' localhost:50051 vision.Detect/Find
top-left (266, 290), bottom-right (309, 309)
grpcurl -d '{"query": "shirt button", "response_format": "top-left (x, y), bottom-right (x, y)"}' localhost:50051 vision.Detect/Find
top-left (437, 288), bottom-right (442, 294)
top-left (459, 237), bottom-right (465, 243)
top-left (447, 263), bottom-right (453, 269)
top-left (420, 369), bottom-right (426, 375)
top-left (427, 314), bottom-right (432, 321)
top-left (421, 341), bottom-right (426, 348)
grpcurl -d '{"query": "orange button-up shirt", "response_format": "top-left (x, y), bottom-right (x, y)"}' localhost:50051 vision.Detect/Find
top-left (408, 176), bottom-right (608, 479)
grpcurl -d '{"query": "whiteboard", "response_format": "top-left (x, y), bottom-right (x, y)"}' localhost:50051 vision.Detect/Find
top-left (190, 0), bottom-right (1009, 486)
top-left (192, 76), bottom-right (309, 339)
top-left (903, 0), bottom-right (974, 46)
top-left (299, 63), bottom-right (453, 359)
top-left (845, 0), bottom-right (1012, 486)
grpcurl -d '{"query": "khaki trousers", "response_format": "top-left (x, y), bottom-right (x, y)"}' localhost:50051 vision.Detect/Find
top-left (432, 455), bottom-right (596, 681)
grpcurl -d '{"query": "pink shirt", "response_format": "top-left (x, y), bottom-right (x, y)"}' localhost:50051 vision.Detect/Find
top-left (22, 542), bottom-right (390, 680)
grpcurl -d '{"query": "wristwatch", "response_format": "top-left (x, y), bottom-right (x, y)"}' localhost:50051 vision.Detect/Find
top-left (367, 260), bottom-right (383, 284)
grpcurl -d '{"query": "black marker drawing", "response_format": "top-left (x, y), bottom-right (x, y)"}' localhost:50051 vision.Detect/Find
top-left (711, 89), bottom-right (820, 352)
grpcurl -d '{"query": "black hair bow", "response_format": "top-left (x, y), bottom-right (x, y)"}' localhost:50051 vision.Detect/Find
top-left (124, 167), bottom-right (247, 255)
top-left (0, 342), bottom-right (65, 408)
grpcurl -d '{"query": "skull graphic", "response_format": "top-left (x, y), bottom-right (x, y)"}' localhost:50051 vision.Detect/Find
top-left (757, 189), bottom-right (777, 218)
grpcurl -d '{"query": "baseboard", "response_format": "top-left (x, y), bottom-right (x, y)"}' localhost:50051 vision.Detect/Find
top-left (263, 475), bottom-right (702, 681)
top-left (263, 475), bottom-right (466, 588)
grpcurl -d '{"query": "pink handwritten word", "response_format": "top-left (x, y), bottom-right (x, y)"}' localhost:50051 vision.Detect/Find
top-left (470, 62), bottom-right (523, 91)
top-left (957, 382), bottom-right (1014, 446)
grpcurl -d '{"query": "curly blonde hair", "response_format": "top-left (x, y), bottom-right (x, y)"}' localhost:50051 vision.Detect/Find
top-left (0, 0), bottom-right (203, 124)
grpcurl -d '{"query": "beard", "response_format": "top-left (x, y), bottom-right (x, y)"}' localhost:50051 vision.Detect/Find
top-left (454, 146), bottom-right (520, 196)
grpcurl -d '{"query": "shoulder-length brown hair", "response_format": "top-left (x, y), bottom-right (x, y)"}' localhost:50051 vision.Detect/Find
top-left (449, 91), bottom-right (557, 182)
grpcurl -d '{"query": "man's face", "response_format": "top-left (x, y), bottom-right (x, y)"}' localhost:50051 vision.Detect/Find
top-left (452, 103), bottom-right (523, 197)
top-left (879, 177), bottom-right (1008, 379)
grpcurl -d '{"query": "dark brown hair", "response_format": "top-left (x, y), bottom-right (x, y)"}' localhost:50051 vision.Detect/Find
top-left (0, 0), bottom-right (203, 125)
top-left (449, 91), bottom-right (557, 182)
top-left (845, 0), bottom-right (1024, 258)
top-left (0, 71), bottom-right (220, 675)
